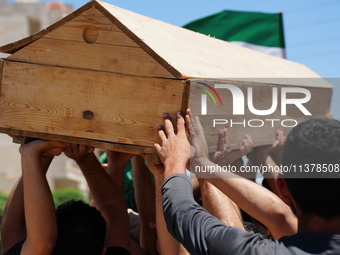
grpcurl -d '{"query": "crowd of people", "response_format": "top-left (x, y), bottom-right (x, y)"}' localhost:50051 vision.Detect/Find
top-left (1, 109), bottom-right (339, 255)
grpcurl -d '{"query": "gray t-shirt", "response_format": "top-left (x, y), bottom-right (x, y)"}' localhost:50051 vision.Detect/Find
top-left (162, 174), bottom-right (340, 255)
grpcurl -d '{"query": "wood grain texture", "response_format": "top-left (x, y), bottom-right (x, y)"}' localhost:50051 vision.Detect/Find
top-left (188, 79), bottom-right (332, 152)
top-left (2, 0), bottom-right (330, 84)
top-left (0, 59), bottom-right (3, 99)
top-left (6, 129), bottom-right (156, 154)
top-left (44, 7), bottom-right (139, 47)
top-left (95, 0), bottom-right (329, 85)
top-left (144, 153), bottom-right (161, 164)
top-left (10, 132), bottom-right (160, 163)
top-left (94, 1), bottom-right (183, 79)
top-left (9, 14), bottom-right (174, 79)
top-left (9, 37), bottom-right (174, 78)
top-left (0, 60), bottom-right (186, 147)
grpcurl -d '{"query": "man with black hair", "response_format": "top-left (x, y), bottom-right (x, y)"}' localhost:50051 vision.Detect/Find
top-left (52, 200), bottom-right (106, 255)
top-left (1, 140), bottom-right (131, 255)
top-left (155, 112), bottom-right (340, 255)
top-left (279, 118), bottom-right (340, 220)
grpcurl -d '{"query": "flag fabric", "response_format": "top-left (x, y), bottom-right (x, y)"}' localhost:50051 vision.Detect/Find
top-left (183, 10), bottom-right (286, 58)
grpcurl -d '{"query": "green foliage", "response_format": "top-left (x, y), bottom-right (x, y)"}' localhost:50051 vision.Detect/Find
top-left (52, 188), bottom-right (89, 207)
top-left (0, 192), bottom-right (9, 255)
top-left (0, 192), bottom-right (8, 218)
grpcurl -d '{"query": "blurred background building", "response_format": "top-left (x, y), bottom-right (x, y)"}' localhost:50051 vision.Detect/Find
top-left (0, 0), bottom-right (90, 195)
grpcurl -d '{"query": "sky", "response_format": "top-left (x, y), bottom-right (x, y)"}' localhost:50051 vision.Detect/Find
top-left (67, 0), bottom-right (340, 119)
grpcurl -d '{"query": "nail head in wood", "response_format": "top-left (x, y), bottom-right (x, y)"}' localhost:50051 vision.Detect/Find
top-left (83, 110), bottom-right (94, 120)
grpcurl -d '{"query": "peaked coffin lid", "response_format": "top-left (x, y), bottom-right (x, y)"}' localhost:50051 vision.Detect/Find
top-left (0, 0), bottom-right (332, 88)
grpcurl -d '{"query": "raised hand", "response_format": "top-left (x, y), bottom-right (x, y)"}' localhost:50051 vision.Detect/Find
top-left (20, 140), bottom-right (68, 159)
top-left (216, 132), bottom-right (254, 167)
top-left (185, 109), bottom-right (209, 168)
top-left (247, 130), bottom-right (285, 165)
top-left (154, 112), bottom-right (190, 177)
top-left (106, 150), bottom-right (134, 169)
top-left (147, 162), bottom-right (165, 178)
top-left (240, 134), bottom-right (254, 156)
top-left (213, 128), bottom-right (231, 162)
top-left (63, 143), bottom-right (95, 162)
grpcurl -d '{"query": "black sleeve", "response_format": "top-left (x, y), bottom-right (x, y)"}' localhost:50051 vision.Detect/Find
top-left (3, 240), bottom-right (24, 255)
top-left (162, 174), bottom-right (282, 255)
top-left (105, 246), bottom-right (131, 255)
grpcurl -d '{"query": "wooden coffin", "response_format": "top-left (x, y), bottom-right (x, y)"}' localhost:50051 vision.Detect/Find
top-left (0, 0), bottom-right (332, 162)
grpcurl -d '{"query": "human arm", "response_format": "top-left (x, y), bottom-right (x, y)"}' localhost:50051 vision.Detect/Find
top-left (146, 163), bottom-right (180, 255)
top-left (187, 112), bottom-right (297, 239)
top-left (1, 139), bottom-right (59, 254)
top-left (212, 128), bottom-right (255, 180)
top-left (203, 174), bottom-right (297, 239)
top-left (105, 151), bottom-right (150, 255)
top-left (247, 130), bottom-right (286, 195)
top-left (198, 179), bottom-right (244, 230)
top-left (155, 112), bottom-right (286, 254)
top-left (154, 113), bottom-right (189, 178)
top-left (131, 156), bottom-right (158, 255)
top-left (1, 177), bottom-right (25, 254)
top-left (163, 174), bottom-right (275, 255)
top-left (64, 145), bottom-right (130, 251)
top-left (19, 140), bottom-right (67, 255)
top-left (154, 112), bottom-right (238, 254)
top-left (213, 128), bottom-right (254, 168)
top-left (154, 112), bottom-right (222, 254)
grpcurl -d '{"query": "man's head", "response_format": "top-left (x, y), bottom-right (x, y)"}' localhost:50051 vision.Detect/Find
top-left (281, 118), bottom-right (340, 218)
top-left (52, 200), bottom-right (106, 255)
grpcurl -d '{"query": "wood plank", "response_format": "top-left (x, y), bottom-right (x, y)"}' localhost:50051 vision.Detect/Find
top-left (181, 81), bottom-right (190, 115)
top-left (0, 59), bottom-right (3, 98)
top-left (0, 61), bottom-right (186, 147)
top-left (2, 0), bottom-right (328, 84)
top-left (62, 7), bottom-right (122, 32)
top-left (9, 131), bottom-right (160, 163)
top-left (144, 153), bottom-right (161, 164)
top-left (44, 7), bottom-right (139, 47)
top-left (12, 136), bottom-right (37, 144)
top-left (46, 27), bottom-right (138, 47)
top-left (9, 37), bottom-right (175, 79)
top-left (188, 79), bottom-right (333, 152)
top-left (95, 1), bottom-right (328, 83)
top-left (94, 1), bottom-right (183, 79)
top-left (4, 128), bottom-right (156, 154)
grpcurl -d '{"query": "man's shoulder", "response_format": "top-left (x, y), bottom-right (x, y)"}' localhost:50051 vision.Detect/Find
top-left (217, 229), bottom-right (340, 255)
top-left (278, 232), bottom-right (340, 254)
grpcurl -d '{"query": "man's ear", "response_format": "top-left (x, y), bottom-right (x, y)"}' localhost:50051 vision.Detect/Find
top-left (275, 175), bottom-right (291, 204)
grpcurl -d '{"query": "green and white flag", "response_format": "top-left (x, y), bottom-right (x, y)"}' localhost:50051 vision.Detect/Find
top-left (183, 10), bottom-right (286, 58)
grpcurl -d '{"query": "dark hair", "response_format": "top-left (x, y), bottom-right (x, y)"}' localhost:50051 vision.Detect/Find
top-left (283, 118), bottom-right (340, 218)
top-left (52, 200), bottom-right (106, 255)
